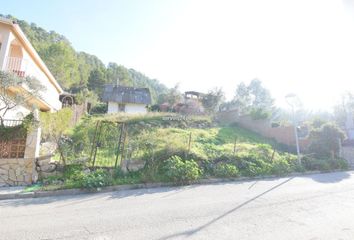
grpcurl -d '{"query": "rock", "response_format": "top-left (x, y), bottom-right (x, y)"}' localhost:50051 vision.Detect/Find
top-left (8, 169), bottom-right (16, 181)
top-left (40, 142), bottom-right (57, 156)
top-left (40, 164), bottom-right (56, 172)
top-left (0, 168), bottom-right (8, 176)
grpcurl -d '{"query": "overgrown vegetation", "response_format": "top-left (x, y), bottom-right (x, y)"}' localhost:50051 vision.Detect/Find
top-left (308, 122), bottom-right (346, 159)
top-left (40, 108), bottom-right (73, 164)
top-left (0, 113), bottom-right (35, 140)
top-left (28, 112), bottom-right (349, 192)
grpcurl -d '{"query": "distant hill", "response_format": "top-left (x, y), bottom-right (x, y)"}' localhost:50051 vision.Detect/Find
top-left (0, 14), bottom-right (169, 104)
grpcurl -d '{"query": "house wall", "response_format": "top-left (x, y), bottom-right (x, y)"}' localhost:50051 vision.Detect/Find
top-left (108, 102), bottom-right (147, 114)
top-left (0, 21), bottom-right (62, 120)
top-left (125, 104), bottom-right (147, 114)
top-left (0, 125), bottom-right (40, 186)
top-left (21, 50), bottom-right (62, 111)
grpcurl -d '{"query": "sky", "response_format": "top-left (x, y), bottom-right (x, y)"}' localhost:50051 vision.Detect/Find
top-left (2, 0), bottom-right (354, 110)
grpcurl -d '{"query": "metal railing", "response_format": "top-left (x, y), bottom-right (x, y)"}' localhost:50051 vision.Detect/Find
top-left (0, 118), bottom-right (24, 127)
top-left (5, 57), bottom-right (28, 77)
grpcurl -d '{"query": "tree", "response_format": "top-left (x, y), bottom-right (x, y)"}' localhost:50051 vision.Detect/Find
top-left (39, 41), bottom-right (80, 89)
top-left (106, 63), bottom-right (133, 86)
top-left (166, 84), bottom-right (182, 106)
top-left (75, 88), bottom-right (99, 113)
top-left (232, 82), bottom-right (252, 113)
top-left (333, 92), bottom-right (354, 127)
top-left (1, 15), bottom-right (170, 105)
top-left (40, 108), bottom-right (73, 165)
top-left (202, 88), bottom-right (225, 113)
top-left (0, 71), bottom-right (45, 123)
top-left (88, 68), bottom-right (107, 96)
top-left (231, 79), bottom-right (274, 119)
top-left (129, 68), bottom-right (169, 104)
top-left (308, 122), bottom-right (346, 159)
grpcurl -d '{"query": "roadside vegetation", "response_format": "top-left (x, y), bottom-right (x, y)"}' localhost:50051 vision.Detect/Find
top-left (27, 112), bottom-right (348, 192)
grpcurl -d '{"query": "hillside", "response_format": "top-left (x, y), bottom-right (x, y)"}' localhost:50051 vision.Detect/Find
top-left (0, 14), bottom-right (169, 104)
top-left (64, 113), bottom-right (297, 171)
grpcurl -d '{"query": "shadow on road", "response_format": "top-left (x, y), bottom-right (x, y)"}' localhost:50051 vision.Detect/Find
top-left (0, 185), bottom-right (198, 207)
top-left (0, 171), bottom-right (350, 208)
top-left (306, 171), bottom-right (351, 183)
top-left (157, 177), bottom-right (294, 240)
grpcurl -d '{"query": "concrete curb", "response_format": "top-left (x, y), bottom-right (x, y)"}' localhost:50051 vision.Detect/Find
top-left (0, 169), bottom-right (349, 201)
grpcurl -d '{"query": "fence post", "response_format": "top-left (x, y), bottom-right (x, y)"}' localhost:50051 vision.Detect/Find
top-left (270, 148), bottom-right (276, 162)
top-left (338, 137), bottom-right (342, 158)
top-left (92, 121), bottom-right (103, 167)
top-left (115, 123), bottom-right (125, 169)
top-left (90, 120), bottom-right (100, 166)
top-left (233, 137), bottom-right (237, 155)
top-left (187, 132), bottom-right (192, 156)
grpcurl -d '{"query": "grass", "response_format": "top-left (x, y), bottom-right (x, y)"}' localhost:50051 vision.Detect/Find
top-left (22, 184), bottom-right (42, 193)
top-left (62, 113), bottom-right (294, 167)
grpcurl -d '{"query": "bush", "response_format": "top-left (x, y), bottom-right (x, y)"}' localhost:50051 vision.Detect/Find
top-left (270, 159), bottom-right (291, 176)
top-left (308, 122), bottom-right (346, 158)
top-left (163, 156), bottom-right (201, 184)
top-left (63, 164), bottom-right (85, 182)
top-left (90, 102), bottom-right (107, 114)
top-left (81, 169), bottom-right (113, 189)
top-left (213, 163), bottom-right (239, 178)
top-left (302, 156), bottom-right (349, 171)
top-left (250, 107), bottom-right (271, 120)
top-left (235, 152), bottom-right (272, 177)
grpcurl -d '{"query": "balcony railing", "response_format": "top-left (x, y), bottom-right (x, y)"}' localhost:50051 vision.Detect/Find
top-left (4, 57), bottom-right (28, 77)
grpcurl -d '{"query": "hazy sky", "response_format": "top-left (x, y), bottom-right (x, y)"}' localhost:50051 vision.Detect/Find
top-left (2, 0), bottom-right (354, 110)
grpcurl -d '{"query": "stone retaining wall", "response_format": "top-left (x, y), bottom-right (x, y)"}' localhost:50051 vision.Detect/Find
top-left (0, 158), bottom-right (36, 186)
top-left (0, 125), bottom-right (40, 186)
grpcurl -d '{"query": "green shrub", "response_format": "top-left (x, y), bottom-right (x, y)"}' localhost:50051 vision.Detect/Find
top-left (81, 169), bottom-right (113, 189)
top-left (63, 164), bottom-right (85, 181)
top-left (308, 122), bottom-right (346, 158)
top-left (213, 163), bottom-right (239, 178)
top-left (163, 156), bottom-right (201, 184)
top-left (270, 159), bottom-right (291, 176)
top-left (90, 102), bottom-right (107, 114)
top-left (235, 152), bottom-right (271, 176)
top-left (301, 156), bottom-right (348, 171)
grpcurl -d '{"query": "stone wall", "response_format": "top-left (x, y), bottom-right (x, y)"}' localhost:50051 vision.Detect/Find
top-left (0, 158), bottom-right (36, 186)
top-left (0, 126), bottom-right (40, 186)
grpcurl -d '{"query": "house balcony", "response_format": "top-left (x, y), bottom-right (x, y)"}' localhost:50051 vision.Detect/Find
top-left (4, 56), bottom-right (28, 77)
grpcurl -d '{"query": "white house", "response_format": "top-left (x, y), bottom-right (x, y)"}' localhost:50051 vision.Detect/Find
top-left (0, 17), bottom-right (63, 120)
top-left (102, 85), bottom-right (151, 114)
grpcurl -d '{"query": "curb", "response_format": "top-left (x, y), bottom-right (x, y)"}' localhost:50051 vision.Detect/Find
top-left (0, 169), bottom-right (350, 201)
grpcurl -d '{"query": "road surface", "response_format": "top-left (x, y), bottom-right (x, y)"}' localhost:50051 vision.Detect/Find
top-left (1, 171), bottom-right (354, 240)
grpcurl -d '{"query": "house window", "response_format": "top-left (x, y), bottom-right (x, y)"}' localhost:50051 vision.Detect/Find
top-left (118, 104), bottom-right (125, 112)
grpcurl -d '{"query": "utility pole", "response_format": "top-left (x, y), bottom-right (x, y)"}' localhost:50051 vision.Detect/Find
top-left (285, 93), bottom-right (301, 165)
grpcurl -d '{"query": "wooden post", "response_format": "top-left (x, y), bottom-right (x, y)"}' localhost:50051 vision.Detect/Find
top-left (120, 130), bottom-right (127, 167)
top-left (90, 121), bottom-right (100, 165)
top-left (92, 122), bottom-right (103, 167)
top-left (115, 123), bottom-right (125, 169)
top-left (270, 148), bottom-right (276, 162)
top-left (338, 137), bottom-right (342, 158)
top-left (187, 132), bottom-right (192, 156)
top-left (233, 137), bottom-right (237, 155)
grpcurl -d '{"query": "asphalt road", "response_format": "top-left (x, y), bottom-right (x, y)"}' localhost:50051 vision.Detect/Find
top-left (1, 171), bottom-right (354, 240)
